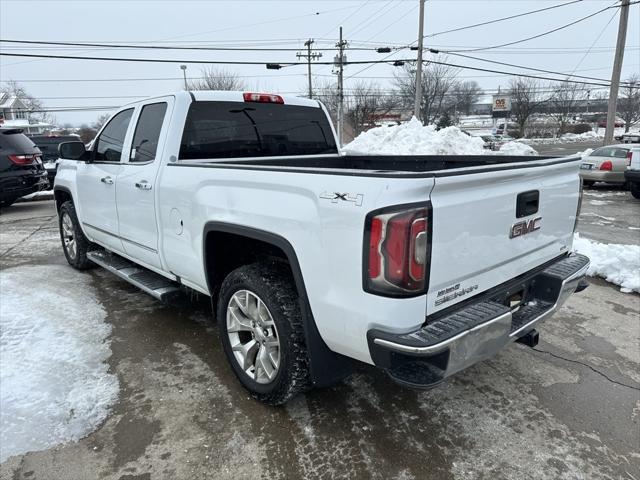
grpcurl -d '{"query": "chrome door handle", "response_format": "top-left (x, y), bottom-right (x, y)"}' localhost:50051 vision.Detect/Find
top-left (100, 176), bottom-right (114, 185)
top-left (135, 180), bottom-right (152, 190)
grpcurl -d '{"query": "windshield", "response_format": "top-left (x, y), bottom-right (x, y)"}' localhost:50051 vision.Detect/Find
top-left (179, 101), bottom-right (337, 160)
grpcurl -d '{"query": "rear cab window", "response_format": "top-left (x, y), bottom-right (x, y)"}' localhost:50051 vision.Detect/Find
top-left (130, 102), bottom-right (168, 163)
top-left (179, 101), bottom-right (337, 160)
top-left (591, 147), bottom-right (629, 158)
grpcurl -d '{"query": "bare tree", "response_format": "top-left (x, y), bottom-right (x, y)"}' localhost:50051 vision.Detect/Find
top-left (188, 67), bottom-right (246, 91)
top-left (393, 61), bottom-right (459, 125)
top-left (344, 82), bottom-right (400, 135)
top-left (509, 78), bottom-right (548, 137)
top-left (0, 80), bottom-right (56, 124)
top-left (619, 73), bottom-right (640, 132)
top-left (311, 80), bottom-right (400, 137)
top-left (93, 113), bottom-right (111, 130)
top-left (77, 125), bottom-right (98, 144)
top-left (548, 79), bottom-right (586, 134)
top-left (450, 80), bottom-right (483, 115)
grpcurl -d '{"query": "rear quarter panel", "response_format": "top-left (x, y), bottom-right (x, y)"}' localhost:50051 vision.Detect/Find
top-left (157, 164), bottom-right (435, 364)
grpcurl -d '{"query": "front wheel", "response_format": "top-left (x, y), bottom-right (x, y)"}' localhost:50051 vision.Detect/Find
top-left (217, 262), bottom-right (310, 405)
top-left (59, 201), bottom-right (96, 270)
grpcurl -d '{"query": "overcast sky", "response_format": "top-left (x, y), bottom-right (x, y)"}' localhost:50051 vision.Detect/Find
top-left (1, 0), bottom-right (638, 125)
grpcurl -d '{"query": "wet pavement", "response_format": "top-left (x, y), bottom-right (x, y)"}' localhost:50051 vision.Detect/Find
top-left (1, 197), bottom-right (638, 480)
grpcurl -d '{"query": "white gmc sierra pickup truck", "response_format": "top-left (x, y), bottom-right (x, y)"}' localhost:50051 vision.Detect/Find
top-left (54, 91), bottom-right (590, 405)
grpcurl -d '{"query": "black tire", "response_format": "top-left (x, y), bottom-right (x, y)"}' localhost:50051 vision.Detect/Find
top-left (59, 201), bottom-right (96, 270)
top-left (582, 180), bottom-right (595, 187)
top-left (0, 198), bottom-right (17, 208)
top-left (631, 182), bottom-right (640, 200)
top-left (217, 261), bottom-right (310, 405)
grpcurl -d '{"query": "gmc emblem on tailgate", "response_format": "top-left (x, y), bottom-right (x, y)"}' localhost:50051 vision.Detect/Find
top-left (510, 217), bottom-right (542, 238)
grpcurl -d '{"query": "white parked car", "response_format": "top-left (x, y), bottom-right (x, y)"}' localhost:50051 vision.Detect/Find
top-left (579, 144), bottom-right (632, 187)
top-left (53, 91), bottom-right (589, 404)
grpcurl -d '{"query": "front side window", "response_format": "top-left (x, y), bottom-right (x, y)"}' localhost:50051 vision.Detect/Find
top-left (130, 102), bottom-right (168, 163)
top-left (179, 101), bottom-right (337, 160)
top-left (94, 108), bottom-right (134, 162)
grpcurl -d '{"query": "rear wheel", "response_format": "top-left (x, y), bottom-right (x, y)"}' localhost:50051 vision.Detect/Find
top-left (59, 201), bottom-right (96, 270)
top-left (630, 182), bottom-right (640, 200)
top-left (218, 262), bottom-right (310, 405)
top-left (582, 180), bottom-right (595, 187)
top-left (0, 198), bottom-right (17, 208)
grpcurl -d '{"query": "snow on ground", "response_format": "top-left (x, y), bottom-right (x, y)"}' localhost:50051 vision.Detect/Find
top-left (498, 141), bottom-right (538, 156)
top-left (572, 233), bottom-right (640, 293)
top-left (343, 118), bottom-right (487, 155)
top-left (0, 265), bottom-right (119, 462)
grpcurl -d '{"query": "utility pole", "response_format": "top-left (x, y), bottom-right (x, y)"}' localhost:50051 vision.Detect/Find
top-left (335, 27), bottom-right (347, 146)
top-left (604, 0), bottom-right (629, 145)
top-left (413, 0), bottom-right (425, 119)
top-left (296, 39), bottom-right (322, 99)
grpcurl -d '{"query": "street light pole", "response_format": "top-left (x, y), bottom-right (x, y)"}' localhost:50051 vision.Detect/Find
top-left (180, 64), bottom-right (188, 91)
top-left (604, 0), bottom-right (629, 145)
top-left (413, 0), bottom-right (425, 120)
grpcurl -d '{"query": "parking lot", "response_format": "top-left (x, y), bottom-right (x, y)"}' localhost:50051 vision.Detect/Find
top-left (1, 182), bottom-right (638, 480)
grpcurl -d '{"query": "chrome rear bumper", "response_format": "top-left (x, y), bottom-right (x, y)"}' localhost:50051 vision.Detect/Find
top-left (367, 253), bottom-right (590, 388)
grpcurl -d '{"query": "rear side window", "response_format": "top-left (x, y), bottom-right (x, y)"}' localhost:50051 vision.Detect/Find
top-left (179, 101), bottom-right (337, 160)
top-left (130, 102), bottom-right (168, 163)
top-left (0, 130), bottom-right (38, 152)
top-left (94, 108), bottom-right (134, 162)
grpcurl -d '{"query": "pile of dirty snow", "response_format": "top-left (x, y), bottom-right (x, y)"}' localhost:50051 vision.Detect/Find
top-left (0, 265), bottom-right (119, 462)
top-left (343, 117), bottom-right (486, 155)
top-left (499, 141), bottom-right (538, 156)
top-left (572, 234), bottom-right (640, 293)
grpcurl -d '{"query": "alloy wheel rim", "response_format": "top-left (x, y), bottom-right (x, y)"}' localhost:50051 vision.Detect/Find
top-left (62, 212), bottom-right (76, 260)
top-left (226, 289), bottom-right (281, 384)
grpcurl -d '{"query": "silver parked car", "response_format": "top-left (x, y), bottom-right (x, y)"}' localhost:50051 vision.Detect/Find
top-left (579, 144), bottom-right (631, 186)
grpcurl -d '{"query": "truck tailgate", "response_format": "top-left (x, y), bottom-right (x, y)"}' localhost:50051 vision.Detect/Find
top-left (427, 158), bottom-right (581, 314)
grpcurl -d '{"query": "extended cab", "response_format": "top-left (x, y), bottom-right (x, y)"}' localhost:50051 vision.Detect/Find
top-left (54, 91), bottom-right (589, 404)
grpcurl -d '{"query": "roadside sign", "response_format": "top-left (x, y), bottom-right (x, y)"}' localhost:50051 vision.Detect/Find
top-left (492, 95), bottom-right (511, 112)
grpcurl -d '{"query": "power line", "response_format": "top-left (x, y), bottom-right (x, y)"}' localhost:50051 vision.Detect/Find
top-left (445, 2), bottom-right (621, 53)
top-left (425, 0), bottom-right (584, 37)
top-left (444, 52), bottom-right (633, 85)
top-left (0, 39), bottom-right (376, 52)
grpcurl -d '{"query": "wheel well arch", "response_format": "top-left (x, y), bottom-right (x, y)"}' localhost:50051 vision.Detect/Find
top-left (203, 222), bottom-right (352, 386)
top-left (53, 187), bottom-right (73, 212)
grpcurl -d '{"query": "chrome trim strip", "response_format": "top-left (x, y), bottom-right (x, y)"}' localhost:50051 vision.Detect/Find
top-left (373, 311), bottom-right (513, 355)
top-left (83, 222), bottom-right (158, 254)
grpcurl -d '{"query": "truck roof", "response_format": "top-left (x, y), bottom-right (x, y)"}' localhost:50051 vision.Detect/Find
top-left (123, 90), bottom-right (321, 109)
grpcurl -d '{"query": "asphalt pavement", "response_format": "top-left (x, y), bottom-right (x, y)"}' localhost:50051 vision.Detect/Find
top-left (1, 174), bottom-right (638, 479)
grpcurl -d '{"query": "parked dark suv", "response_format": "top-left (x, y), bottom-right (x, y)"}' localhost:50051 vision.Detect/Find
top-left (29, 134), bottom-right (81, 188)
top-left (0, 128), bottom-right (49, 207)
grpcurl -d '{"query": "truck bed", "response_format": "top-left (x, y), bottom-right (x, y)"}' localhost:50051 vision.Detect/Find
top-left (175, 154), bottom-right (577, 177)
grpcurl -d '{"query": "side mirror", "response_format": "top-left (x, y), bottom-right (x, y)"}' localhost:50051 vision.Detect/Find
top-left (59, 141), bottom-right (89, 161)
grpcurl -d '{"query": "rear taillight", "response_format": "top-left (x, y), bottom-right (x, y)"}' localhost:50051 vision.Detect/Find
top-left (628, 151), bottom-right (633, 166)
top-left (8, 154), bottom-right (40, 165)
top-left (600, 160), bottom-right (613, 171)
top-left (243, 92), bottom-right (284, 104)
top-left (364, 204), bottom-right (430, 296)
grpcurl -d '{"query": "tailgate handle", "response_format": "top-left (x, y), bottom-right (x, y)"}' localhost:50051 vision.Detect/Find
top-left (516, 190), bottom-right (539, 218)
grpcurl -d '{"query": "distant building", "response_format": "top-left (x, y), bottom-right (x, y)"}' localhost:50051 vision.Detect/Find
top-left (0, 93), bottom-right (53, 134)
